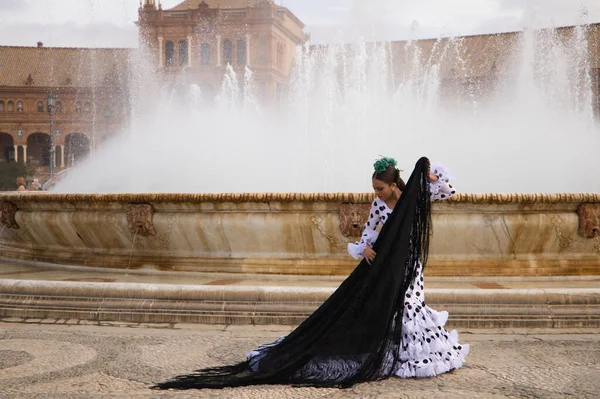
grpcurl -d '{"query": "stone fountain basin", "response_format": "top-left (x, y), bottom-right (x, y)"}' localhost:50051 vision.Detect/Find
top-left (0, 192), bottom-right (598, 277)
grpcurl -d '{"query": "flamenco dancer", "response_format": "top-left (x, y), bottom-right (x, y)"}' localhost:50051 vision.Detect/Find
top-left (154, 156), bottom-right (469, 389)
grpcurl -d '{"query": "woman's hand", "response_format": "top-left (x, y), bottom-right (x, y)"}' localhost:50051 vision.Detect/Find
top-left (428, 171), bottom-right (439, 182)
top-left (363, 245), bottom-right (376, 265)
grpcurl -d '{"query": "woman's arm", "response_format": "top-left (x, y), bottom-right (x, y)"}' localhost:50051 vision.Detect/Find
top-left (429, 163), bottom-right (457, 202)
top-left (347, 200), bottom-right (383, 259)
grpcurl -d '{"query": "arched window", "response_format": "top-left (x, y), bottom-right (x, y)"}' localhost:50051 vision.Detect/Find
top-left (0, 101), bottom-right (4, 112)
top-left (37, 101), bottom-right (44, 113)
top-left (237, 39), bottom-right (247, 65)
top-left (179, 40), bottom-right (188, 66)
top-left (56, 101), bottom-right (62, 113)
top-left (201, 43), bottom-right (210, 65)
top-left (165, 41), bottom-right (175, 66)
top-left (17, 101), bottom-right (23, 113)
top-left (75, 103), bottom-right (81, 113)
top-left (223, 40), bottom-right (233, 65)
top-left (7, 101), bottom-right (14, 112)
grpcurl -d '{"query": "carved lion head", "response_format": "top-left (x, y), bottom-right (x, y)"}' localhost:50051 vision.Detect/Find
top-left (339, 203), bottom-right (370, 237)
top-left (0, 201), bottom-right (19, 229)
top-left (577, 203), bottom-right (600, 239)
top-left (126, 203), bottom-right (156, 237)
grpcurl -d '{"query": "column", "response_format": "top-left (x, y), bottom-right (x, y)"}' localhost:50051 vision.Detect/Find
top-left (216, 35), bottom-right (221, 66)
top-left (187, 35), bottom-right (193, 67)
top-left (13, 145), bottom-right (18, 162)
top-left (22, 145), bottom-right (27, 164)
top-left (245, 33), bottom-right (251, 66)
top-left (60, 146), bottom-right (65, 167)
top-left (158, 36), bottom-right (164, 67)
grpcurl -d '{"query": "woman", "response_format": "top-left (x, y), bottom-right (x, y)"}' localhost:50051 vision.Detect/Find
top-left (154, 156), bottom-right (468, 390)
top-left (348, 156), bottom-right (469, 378)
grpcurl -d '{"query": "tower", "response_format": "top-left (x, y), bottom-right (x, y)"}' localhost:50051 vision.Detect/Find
top-left (142, 0), bottom-right (157, 9)
top-left (136, 0), bottom-right (306, 103)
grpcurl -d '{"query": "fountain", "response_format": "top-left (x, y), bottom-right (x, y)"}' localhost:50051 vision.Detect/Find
top-left (47, 28), bottom-right (600, 194)
top-left (0, 3), bottom-right (599, 327)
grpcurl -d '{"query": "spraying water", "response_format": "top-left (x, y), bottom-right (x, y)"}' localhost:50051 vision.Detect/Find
top-left (54, 23), bottom-right (600, 194)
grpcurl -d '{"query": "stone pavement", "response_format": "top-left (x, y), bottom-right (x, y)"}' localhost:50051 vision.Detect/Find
top-left (0, 319), bottom-right (599, 399)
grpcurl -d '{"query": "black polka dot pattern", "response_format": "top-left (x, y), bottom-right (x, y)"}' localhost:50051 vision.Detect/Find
top-left (397, 263), bottom-right (469, 378)
top-left (429, 166), bottom-right (457, 202)
top-left (340, 165), bottom-right (467, 377)
top-left (354, 199), bottom-right (393, 249)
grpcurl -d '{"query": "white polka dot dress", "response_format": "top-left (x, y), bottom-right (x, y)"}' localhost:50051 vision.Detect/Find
top-left (348, 163), bottom-right (469, 378)
top-left (395, 261), bottom-right (469, 378)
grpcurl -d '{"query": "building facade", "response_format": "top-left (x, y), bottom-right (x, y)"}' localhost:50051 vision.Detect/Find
top-left (0, 44), bottom-right (130, 182)
top-left (0, 0), bottom-right (599, 186)
top-left (137, 0), bottom-right (305, 102)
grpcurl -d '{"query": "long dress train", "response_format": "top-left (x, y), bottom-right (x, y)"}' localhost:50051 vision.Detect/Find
top-left (153, 157), bottom-right (466, 390)
top-left (346, 162), bottom-right (469, 378)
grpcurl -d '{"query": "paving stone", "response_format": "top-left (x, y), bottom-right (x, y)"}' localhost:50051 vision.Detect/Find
top-left (174, 323), bottom-right (228, 331)
top-left (0, 321), bottom-right (597, 398)
top-left (131, 323), bottom-right (171, 329)
top-left (99, 321), bottom-right (134, 327)
top-left (78, 320), bottom-right (99, 325)
top-left (1, 318), bottom-right (24, 323)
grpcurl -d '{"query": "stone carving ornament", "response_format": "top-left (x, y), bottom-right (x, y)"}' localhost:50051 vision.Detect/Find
top-left (126, 203), bottom-right (156, 237)
top-left (310, 216), bottom-right (346, 251)
top-left (0, 201), bottom-right (19, 229)
top-left (339, 203), bottom-right (371, 237)
top-left (577, 203), bottom-right (600, 239)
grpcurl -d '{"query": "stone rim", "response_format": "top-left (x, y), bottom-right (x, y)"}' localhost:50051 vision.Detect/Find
top-left (0, 192), bottom-right (599, 204)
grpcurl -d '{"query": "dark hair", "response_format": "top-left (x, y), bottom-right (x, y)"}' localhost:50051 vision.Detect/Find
top-left (372, 166), bottom-right (406, 190)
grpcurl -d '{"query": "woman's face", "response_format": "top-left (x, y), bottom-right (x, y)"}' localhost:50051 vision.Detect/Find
top-left (372, 178), bottom-right (395, 202)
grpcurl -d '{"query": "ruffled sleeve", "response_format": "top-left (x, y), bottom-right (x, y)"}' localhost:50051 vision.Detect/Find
top-left (429, 163), bottom-right (457, 202)
top-left (347, 200), bottom-right (384, 259)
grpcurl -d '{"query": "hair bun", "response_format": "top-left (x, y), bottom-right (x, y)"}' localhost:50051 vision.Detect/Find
top-left (373, 157), bottom-right (397, 174)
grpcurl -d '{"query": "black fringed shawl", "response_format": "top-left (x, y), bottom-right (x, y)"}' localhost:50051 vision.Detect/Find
top-left (154, 157), bottom-right (432, 389)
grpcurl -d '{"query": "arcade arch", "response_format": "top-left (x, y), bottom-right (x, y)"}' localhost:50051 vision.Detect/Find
top-left (0, 133), bottom-right (15, 162)
top-left (65, 133), bottom-right (90, 167)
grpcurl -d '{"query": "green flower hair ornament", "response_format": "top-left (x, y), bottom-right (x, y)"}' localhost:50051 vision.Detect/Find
top-left (373, 157), bottom-right (397, 174)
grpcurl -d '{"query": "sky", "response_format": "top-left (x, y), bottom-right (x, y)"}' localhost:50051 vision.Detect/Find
top-left (0, 0), bottom-right (599, 48)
